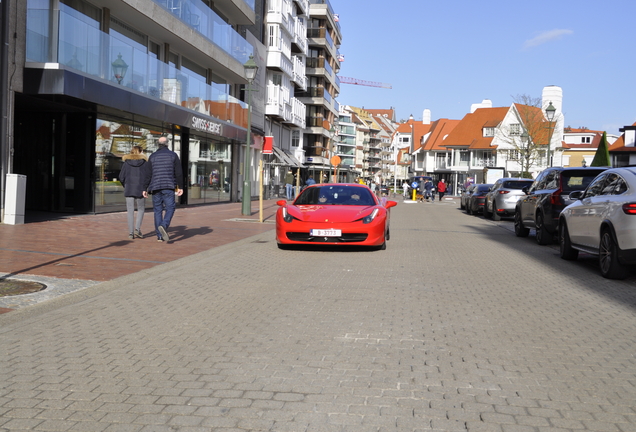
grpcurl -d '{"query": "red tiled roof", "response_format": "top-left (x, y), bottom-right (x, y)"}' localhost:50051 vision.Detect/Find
top-left (441, 107), bottom-right (509, 149)
top-left (609, 122), bottom-right (636, 152)
top-left (422, 119), bottom-right (460, 151)
top-left (365, 109), bottom-right (396, 122)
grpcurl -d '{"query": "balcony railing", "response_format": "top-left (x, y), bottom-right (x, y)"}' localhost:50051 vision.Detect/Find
top-left (27, 7), bottom-right (249, 127)
top-left (151, 0), bottom-right (253, 64)
top-left (297, 86), bottom-right (324, 98)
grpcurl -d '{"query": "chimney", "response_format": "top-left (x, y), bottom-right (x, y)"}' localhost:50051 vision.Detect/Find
top-left (470, 99), bottom-right (492, 113)
top-left (422, 109), bottom-right (431, 125)
top-left (542, 86), bottom-right (563, 116)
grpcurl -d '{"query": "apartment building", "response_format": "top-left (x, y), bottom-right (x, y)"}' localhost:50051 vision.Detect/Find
top-left (297, 0), bottom-right (341, 182)
top-left (1, 0), bottom-right (265, 220)
top-left (262, 0), bottom-right (308, 192)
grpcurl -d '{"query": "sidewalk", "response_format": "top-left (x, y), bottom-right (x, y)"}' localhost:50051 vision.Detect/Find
top-left (0, 201), bottom-right (279, 311)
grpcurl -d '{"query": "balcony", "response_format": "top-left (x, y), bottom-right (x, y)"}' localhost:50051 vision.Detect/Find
top-left (471, 159), bottom-right (496, 168)
top-left (293, 0), bottom-right (309, 16)
top-left (291, 56), bottom-right (307, 90)
top-left (286, 98), bottom-right (306, 129)
top-left (297, 86), bottom-right (324, 98)
top-left (265, 83), bottom-right (290, 120)
top-left (27, 7), bottom-right (250, 126)
top-left (292, 16), bottom-right (308, 55)
top-left (266, 50), bottom-right (294, 77)
top-left (151, 0), bottom-right (253, 63)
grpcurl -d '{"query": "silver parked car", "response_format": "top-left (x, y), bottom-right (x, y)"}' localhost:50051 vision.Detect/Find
top-left (559, 167), bottom-right (636, 279)
top-left (484, 178), bottom-right (534, 221)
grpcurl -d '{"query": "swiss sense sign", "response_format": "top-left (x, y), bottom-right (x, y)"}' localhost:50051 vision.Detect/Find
top-left (191, 116), bottom-right (223, 135)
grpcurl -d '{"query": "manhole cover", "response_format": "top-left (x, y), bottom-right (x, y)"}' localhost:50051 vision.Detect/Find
top-left (0, 279), bottom-right (47, 297)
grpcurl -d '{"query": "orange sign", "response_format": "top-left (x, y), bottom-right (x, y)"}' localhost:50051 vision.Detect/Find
top-left (330, 155), bottom-right (341, 166)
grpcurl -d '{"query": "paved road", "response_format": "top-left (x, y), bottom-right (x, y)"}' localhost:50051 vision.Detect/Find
top-left (1, 199), bottom-right (635, 431)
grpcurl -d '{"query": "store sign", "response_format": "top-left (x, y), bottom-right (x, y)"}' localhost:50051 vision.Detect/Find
top-left (191, 116), bottom-right (223, 135)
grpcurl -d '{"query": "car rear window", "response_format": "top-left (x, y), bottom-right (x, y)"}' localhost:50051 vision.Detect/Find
top-left (503, 180), bottom-right (533, 189)
top-left (561, 170), bottom-right (607, 192)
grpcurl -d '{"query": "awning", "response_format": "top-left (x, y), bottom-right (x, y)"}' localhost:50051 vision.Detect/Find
top-left (271, 147), bottom-right (306, 168)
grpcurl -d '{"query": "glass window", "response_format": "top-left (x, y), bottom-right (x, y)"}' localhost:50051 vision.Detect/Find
top-left (584, 174), bottom-right (607, 198)
top-left (544, 171), bottom-right (558, 189)
top-left (291, 130), bottom-right (300, 147)
top-left (188, 134), bottom-right (232, 204)
top-left (510, 123), bottom-right (521, 136)
top-left (602, 174), bottom-right (627, 196)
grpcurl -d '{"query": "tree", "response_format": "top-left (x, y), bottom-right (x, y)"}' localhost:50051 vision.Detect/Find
top-left (590, 132), bottom-right (611, 167)
top-left (497, 94), bottom-right (549, 178)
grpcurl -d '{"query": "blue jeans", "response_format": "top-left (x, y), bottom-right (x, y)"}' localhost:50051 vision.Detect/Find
top-left (285, 183), bottom-right (293, 200)
top-left (152, 189), bottom-right (176, 239)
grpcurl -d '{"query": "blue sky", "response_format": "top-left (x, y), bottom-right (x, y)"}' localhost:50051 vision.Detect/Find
top-left (334, 0), bottom-right (635, 135)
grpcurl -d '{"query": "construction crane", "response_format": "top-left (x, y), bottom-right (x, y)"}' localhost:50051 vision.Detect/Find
top-left (339, 76), bottom-right (392, 89)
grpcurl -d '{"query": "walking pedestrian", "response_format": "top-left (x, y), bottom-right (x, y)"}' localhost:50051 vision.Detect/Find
top-left (284, 170), bottom-right (294, 200)
top-left (437, 178), bottom-right (447, 201)
top-left (119, 145), bottom-right (152, 239)
top-left (143, 136), bottom-right (184, 243)
top-left (424, 178), bottom-right (433, 202)
top-left (402, 181), bottom-right (409, 198)
top-left (305, 175), bottom-right (316, 186)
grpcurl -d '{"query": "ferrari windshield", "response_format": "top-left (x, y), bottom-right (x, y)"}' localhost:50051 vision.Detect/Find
top-left (295, 185), bottom-right (377, 206)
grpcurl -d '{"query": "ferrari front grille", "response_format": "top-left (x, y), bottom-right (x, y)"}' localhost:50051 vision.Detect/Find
top-left (287, 232), bottom-right (368, 242)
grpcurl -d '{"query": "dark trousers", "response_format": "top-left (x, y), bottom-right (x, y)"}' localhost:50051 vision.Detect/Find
top-left (152, 189), bottom-right (176, 239)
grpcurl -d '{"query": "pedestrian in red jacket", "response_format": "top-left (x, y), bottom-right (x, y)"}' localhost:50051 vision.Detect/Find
top-left (437, 179), bottom-right (447, 201)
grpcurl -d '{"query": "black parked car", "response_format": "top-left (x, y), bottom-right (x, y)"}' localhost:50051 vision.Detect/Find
top-left (514, 166), bottom-right (609, 245)
top-left (466, 184), bottom-right (493, 215)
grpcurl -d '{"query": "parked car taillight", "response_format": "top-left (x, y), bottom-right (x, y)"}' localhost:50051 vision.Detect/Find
top-left (498, 190), bottom-right (510, 194)
top-left (622, 203), bottom-right (636, 215)
top-left (550, 189), bottom-right (562, 205)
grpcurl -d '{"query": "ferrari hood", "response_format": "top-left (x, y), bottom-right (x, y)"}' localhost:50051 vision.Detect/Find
top-left (287, 205), bottom-right (376, 222)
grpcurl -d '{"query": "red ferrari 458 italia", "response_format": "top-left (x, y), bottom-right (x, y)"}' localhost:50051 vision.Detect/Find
top-left (275, 183), bottom-right (397, 250)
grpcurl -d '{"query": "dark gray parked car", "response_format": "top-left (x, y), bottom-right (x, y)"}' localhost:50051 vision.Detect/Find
top-left (514, 166), bottom-right (609, 245)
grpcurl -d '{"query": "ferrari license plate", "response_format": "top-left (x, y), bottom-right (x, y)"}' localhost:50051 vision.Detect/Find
top-left (311, 228), bottom-right (342, 237)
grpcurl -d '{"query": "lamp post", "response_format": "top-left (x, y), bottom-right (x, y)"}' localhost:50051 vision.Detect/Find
top-left (111, 53), bottom-right (128, 84)
top-left (241, 54), bottom-right (258, 216)
top-left (520, 131), bottom-right (529, 177)
top-left (329, 126), bottom-right (336, 183)
top-left (545, 101), bottom-right (556, 167)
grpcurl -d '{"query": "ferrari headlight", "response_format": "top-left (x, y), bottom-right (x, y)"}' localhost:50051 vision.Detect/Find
top-left (282, 207), bottom-right (293, 223)
top-left (362, 209), bottom-right (379, 224)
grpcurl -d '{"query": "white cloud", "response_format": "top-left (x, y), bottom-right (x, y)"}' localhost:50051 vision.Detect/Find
top-left (523, 29), bottom-right (573, 49)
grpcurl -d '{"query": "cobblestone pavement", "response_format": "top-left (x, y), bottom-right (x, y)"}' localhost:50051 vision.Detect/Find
top-left (0, 201), bottom-right (278, 313)
top-left (1, 198), bottom-right (635, 432)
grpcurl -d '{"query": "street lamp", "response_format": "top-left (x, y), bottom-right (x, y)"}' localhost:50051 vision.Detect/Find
top-left (241, 54), bottom-right (259, 216)
top-left (520, 131), bottom-right (529, 177)
top-left (545, 101), bottom-right (556, 167)
top-left (325, 126), bottom-right (336, 183)
top-left (111, 53), bottom-right (128, 84)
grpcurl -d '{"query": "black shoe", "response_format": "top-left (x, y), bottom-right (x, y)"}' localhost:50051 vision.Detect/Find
top-left (158, 226), bottom-right (169, 242)
top-left (134, 229), bottom-right (143, 239)
top-left (157, 238), bottom-right (164, 242)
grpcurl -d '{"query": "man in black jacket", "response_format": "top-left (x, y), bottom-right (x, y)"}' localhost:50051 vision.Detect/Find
top-left (143, 136), bottom-right (184, 242)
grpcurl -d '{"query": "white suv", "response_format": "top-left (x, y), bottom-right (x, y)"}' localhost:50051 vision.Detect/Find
top-left (559, 167), bottom-right (636, 279)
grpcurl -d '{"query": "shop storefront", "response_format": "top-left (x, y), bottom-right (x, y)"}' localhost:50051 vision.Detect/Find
top-left (13, 68), bottom-right (247, 216)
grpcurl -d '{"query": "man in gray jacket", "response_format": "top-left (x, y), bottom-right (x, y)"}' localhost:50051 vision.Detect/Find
top-left (143, 136), bottom-right (184, 242)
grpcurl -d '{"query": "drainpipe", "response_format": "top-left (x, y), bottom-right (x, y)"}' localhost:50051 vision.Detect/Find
top-left (0, 0), bottom-right (11, 222)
